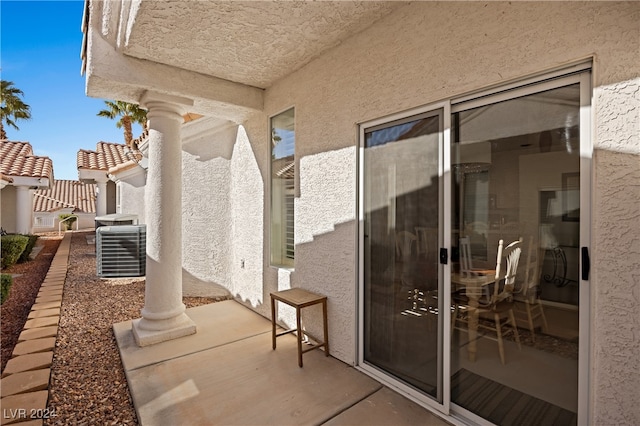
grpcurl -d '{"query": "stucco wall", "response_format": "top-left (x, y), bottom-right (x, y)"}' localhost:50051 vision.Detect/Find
top-left (249, 1), bottom-right (639, 421)
top-left (33, 212), bottom-right (96, 232)
top-left (116, 177), bottom-right (146, 225)
top-left (177, 2), bottom-right (638, 422)
top-left (0, 186), bottom-right (17, 233)
top-left (229, 124), bottom-right (267, 308)
top-left (591, 79), bottom-right (640, 423)
top-left (181, 118), bottom-right (236, 293)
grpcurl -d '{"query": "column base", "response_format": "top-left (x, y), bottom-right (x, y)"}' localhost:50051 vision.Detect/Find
top-left (131, 314), bottom-right (197, 347)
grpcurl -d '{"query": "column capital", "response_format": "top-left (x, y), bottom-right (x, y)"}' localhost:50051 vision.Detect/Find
top-left (140, 91), bottom-right (193, 119)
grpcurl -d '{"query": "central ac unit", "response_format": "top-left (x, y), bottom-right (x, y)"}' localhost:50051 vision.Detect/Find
top-left (96, 225), bottom-right (146, 278)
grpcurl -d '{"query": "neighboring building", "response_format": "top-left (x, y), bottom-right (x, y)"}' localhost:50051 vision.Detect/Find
top-left (76, 141), bottom-right (129, 217)
top-left (0, 140), bottom-right (53, 234)
top-left (82, 2), bottom-right (639, 425)
top-left (33, 180), bottom-right (97, 232)
top-left (105, 132), bottom-right (148, 225)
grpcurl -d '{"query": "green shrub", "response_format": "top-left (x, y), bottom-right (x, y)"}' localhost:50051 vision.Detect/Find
top-left (18, 234), bottom-right (39, 263)
top-left (1, 274), bottom-right (12, 304)
top-left (59, 214), bottom-right (78, 230)
top-left (1, 235), bottom-right (29, 269)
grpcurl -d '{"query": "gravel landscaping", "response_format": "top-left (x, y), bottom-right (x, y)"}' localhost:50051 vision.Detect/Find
top-left (3, 230), bottom-right (223, 425)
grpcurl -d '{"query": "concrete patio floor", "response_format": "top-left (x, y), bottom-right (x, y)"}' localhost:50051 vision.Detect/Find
top-left (113, 300), bottom-right (451, 426)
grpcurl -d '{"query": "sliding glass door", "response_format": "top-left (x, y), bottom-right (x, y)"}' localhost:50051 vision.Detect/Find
top-left (359, 70), bottom-right (590, 425)
top-left (361, 108), bottom-right (444, 403)
top-left (450, 77), bottom-right (587, 425)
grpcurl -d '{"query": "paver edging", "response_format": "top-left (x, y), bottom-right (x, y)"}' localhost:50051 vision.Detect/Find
top-left (0, 233), bottom-right (71, 424)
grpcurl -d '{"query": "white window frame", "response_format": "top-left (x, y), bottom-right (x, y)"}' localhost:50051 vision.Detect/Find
top-left (356, 64), bottom-right (592, 425)
top-left (269, 107), bottom-right (296, 269)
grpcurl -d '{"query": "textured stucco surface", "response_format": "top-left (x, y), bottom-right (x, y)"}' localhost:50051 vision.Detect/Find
top-left (108, 1), bottom-right (640, 423)
top-left (229, 124), bottom-right (266, 309)
top-left (258, 3), bottom-right (640, 423)
top-left (115, 172), bottom-right (146, 225)
top-left (591, 83), bottom-right (640, 424)
top-left (123, 1), bottom-right (403, 89)
top-left (1, 186), bottom-right (18, 233)
top-left (181, 118), bottom-right (235, 293)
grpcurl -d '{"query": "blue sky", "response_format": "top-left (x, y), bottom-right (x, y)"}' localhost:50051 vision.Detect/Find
top-left (1, 0), bottom-right (143, 180)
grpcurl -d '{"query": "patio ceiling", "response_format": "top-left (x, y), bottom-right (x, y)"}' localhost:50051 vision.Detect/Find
top-left (84, 0), bottom-right (405, 121)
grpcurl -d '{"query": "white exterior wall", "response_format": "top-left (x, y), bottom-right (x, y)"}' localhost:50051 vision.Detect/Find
top-left (1, 186), bottom-right (17, 233)
top-left (238, 1), bottom-right (638, 421)
top-left (229, 124), bottom-right (266, 307)
top-left (181, 118), bottom-right (236, 293)
top-left (33, 212), bottom-right (96, 232)
top-left (175, 2), bottom-right (638, 422)
top-left (116, 179), bottom-right (146, 224)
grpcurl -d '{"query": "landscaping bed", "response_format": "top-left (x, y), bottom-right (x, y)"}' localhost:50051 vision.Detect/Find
top-left (45, 231), bottom-right (220, 425)
top-left (1, 235), bottom-right (62, 373)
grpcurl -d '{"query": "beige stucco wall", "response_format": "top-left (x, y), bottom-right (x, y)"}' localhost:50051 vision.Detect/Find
top-left (177, 2), bottom-right (638, 423)
top-left (116, 181), bottom-right (145, 225)
top-left (33, 212), bottom-right (96, 232)
top-left (181, 118), bottom-right (236, 294)
top-left (1, 186), bottom-right (18, 234)
top-left (253, 1), bottom-right (639, 422)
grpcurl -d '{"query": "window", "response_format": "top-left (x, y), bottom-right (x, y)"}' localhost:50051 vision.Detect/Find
top-left (270, 108), bottom-right (295, 268)
top-left (116, 183), bottom-right (122, 213)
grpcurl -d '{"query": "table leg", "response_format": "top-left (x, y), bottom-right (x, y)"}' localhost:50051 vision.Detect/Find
top-left (467, 289), bottom-right (480, 362)
top-left (271, 296), bottom-right (276, 350)
top-left (296, 306), bottom-right (303, 367)
top-left (322, 299), bottom-right (329, 357)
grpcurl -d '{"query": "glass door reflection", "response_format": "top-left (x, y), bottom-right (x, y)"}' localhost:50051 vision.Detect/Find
top-left (450, 84), bottom-right (581, 425)
top-left (363, 110), bottom-right (443, 400)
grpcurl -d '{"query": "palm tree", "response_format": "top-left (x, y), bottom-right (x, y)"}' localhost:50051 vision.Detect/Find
top-left (1, 80), bottom-right (32, 140)
top-left (97, 100), bottom-right (147, 148)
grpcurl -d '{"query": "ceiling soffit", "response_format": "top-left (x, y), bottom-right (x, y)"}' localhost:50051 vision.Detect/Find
top-left (121, 1), bottom-right (404, 89)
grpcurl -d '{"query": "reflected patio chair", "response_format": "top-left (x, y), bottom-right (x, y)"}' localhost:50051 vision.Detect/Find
top-left (513, 238), bottom-right (549, 342)
top-left (453, 238), bottom-right (523, 364)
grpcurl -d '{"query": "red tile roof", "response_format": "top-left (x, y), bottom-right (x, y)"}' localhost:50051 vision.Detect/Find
top-left (77, 141), bottom-right (128, 171)
top-left (33, 180), bottom-right (96, 213)
top-left (0, 140), bottom-right (54, 180)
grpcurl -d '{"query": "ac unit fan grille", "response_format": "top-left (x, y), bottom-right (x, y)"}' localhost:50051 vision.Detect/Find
top-left (96, 225), bottom-right (146, 278)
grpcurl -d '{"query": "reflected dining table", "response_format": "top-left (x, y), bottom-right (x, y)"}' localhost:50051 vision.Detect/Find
top-left (451, 272), bottom-right (496, 362)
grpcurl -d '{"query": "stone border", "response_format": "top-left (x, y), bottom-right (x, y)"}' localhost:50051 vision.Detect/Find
top-left (1, 233), bottom-right (71, 425)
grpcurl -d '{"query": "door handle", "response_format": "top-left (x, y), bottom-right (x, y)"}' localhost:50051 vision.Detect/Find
top-left (581, 247), bottom-right (590, 280)
top-left (440, 248), bottom-right (448, 265)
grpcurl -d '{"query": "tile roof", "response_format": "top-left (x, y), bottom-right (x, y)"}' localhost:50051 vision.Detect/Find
top-left (77, 141), bottom-right (128, 171)
top-left (273, 156), bottom-right (295, 180)
top-left (33, 180), bottom-right (96, 213)
top-left (0, 140), bottom-right (54, 180)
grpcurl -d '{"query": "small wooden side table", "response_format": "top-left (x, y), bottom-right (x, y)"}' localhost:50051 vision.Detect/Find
top-left (270, 288), bottom-right (329, 367)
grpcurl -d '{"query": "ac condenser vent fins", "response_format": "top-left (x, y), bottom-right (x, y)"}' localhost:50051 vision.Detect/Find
top-left (96, 225), bottom-right (146, 278)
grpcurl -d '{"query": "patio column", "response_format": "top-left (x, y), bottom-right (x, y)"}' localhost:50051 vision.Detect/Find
top-left (15, 185), bottom-right (33, 235)
top-left (132, 92), bottom-right (196, 346)
top-left (95, 177), bottom-right (108, 217)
